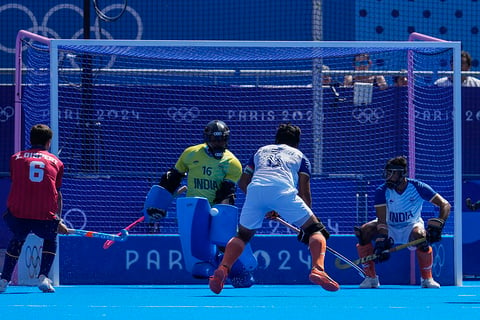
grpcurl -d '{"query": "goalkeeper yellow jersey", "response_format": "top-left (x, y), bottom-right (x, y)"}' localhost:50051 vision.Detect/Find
top-left (175, 143), bottom-right (242, 204)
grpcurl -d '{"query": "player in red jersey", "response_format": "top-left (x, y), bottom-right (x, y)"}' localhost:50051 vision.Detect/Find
top-left (0, 124), bottom-right (69, 293)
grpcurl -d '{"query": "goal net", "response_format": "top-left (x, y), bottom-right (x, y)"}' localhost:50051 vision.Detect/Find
top-left (15, 31), bottom-right (461, 245)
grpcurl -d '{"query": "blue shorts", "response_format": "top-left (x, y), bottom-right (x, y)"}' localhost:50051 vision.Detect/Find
top-left (3, 210), bottom-right (59, 241)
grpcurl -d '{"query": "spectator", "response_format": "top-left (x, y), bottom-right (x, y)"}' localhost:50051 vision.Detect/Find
top-left (394, 69), bottom-right (408, 87)
top-left (434, 51), bottom-right (480, 87)
top-left (321, 65), bottom-right (332, 85)
top-left (344, 53), bottom-right (388, 90)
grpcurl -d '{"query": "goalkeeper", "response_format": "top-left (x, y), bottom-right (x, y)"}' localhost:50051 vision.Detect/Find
top-left (354, 156), bottom-right (451, 289)
top-left (148, 120), bottom-right (255, 287)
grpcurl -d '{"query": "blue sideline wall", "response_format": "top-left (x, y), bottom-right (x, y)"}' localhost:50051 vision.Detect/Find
top-left (58, 235), bottom-right (455, 286)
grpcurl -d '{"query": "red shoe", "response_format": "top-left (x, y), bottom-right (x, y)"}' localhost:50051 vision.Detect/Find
top-left (209, 265), bottom-right (229, 294)
top-left (309, 267), bottom-right (340, 292)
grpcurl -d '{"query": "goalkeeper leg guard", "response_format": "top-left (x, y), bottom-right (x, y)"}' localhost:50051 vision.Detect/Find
top-left (143, 185), bottom-right (174, 222)
top-left (356, 243), bottom-right (377, 278)
top-left (416, 246), bottom-right (433, 280)
top-left (209, 204), bottom-right (238, 246)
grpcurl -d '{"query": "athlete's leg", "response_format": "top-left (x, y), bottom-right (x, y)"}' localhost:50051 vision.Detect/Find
top-left (209, 225), bottom-right (255, 294)
top-left (33, 219), bottom-right (60, 293)
top-left (1, 211), bottom-right (30, 283)
top-left (301, 216), bottom-right (339, 292)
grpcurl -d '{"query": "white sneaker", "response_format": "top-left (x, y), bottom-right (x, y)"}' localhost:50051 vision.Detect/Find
top-left (421, 277), bottom-right (440, 288)
top-left (0, 278), bottom-right (8, 293)
top-left (38, 275), bottom-right (55, 293)
top-left (359, 276), bottom-right (380, 289)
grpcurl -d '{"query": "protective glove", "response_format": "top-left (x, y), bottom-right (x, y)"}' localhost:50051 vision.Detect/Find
top-left (374, 234), bottom-right (394, 263)
top-left (147, 207), bottom-right (167, 222)
top-left (426, 218), bottom-right (445, 243)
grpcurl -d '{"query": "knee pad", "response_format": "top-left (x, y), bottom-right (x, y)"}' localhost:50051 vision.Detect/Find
top-left (7, 239), bottom-right (24, 257)
top-left (298, 221), bottom-right (329, 245)
top-left (236, 228), bottom-right (255, 244)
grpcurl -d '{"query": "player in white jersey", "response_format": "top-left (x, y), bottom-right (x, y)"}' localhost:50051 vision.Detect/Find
top-left (209, 123), bottom-right (339, 294)
top-left (354, 156), bottom-right (451, 289)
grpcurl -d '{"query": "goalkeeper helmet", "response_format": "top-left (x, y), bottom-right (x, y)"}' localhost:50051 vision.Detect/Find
top-left (204, 120), bottom-right (230, 159)
top-left (383, 156), bottom-right (407, 189)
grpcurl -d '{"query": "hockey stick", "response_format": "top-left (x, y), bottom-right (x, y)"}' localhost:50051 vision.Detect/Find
top-left (273, 215), bottom-right (366, 278)
top-left (102, 185), bottom-right (188, 249)
top-left (68, 228), bottom-right (128, 241)
top-left (102, 216), bottom-right (144, 249)
top-left (466, 198), bottom-right (480, 211)
top-left (334, 237), bottom-right (427, 270)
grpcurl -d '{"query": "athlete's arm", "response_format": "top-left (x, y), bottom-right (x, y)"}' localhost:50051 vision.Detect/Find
top-left (57, 190), bottom-right (63, 216)
top-left (376, 75), bottom-right (388, 89)
top-left (56, 191), bottom-right (69, 235)
top-left (430, 193), bottom-right (451, 221)
top-left (238, 172), bottom-right (252, 194)
top-left (239, 154), bottom-right (254, 194)
top-left (426, 193), bottom-right (451, 243)
top-left (374, 204), bottom-right (388, 234)
top-left (297, 173), bottom-right (312, 208)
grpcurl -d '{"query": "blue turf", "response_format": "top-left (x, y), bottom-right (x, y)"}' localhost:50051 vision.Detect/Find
top-left (2, 282), bottom-right (479, 319)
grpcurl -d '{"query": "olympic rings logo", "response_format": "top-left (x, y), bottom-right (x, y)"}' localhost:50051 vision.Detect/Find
top-left (24, 244), bottom-right (41, 278)
top-left (432, 243), bottom-right (445, 277)
top-left (0, 3), bottom-right (144, 54)
top-left (0, 106), bottom-right (14, 122)
top-left (351, 107), bottom-right (384, 124)
top-left (167, 107), bottom-right (200, 123)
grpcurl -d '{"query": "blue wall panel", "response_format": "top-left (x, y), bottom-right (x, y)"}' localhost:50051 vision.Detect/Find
top-left (59, 235), bottom-right (455, 285)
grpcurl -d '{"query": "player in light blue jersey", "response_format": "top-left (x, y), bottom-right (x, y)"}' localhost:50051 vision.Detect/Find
top-left (354, 156), bottom-right (451, 289)
top-left (209, 123), bottom-right (339, 294)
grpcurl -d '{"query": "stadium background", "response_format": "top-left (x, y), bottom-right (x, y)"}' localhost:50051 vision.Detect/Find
top-left (0, 0), bottom-right (479, 282)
